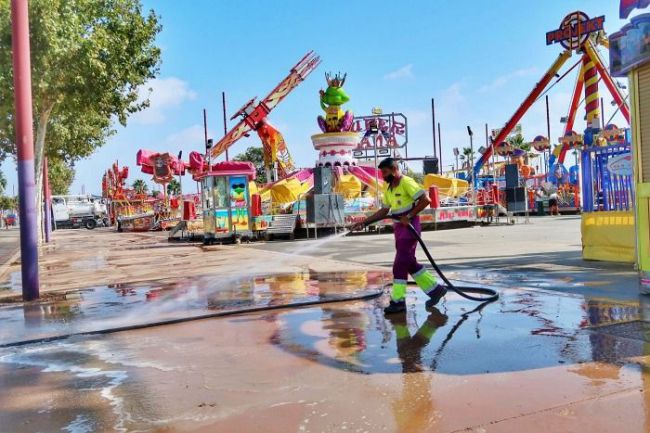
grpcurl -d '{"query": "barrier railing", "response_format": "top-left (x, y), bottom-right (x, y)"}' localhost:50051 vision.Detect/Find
top-left (581, 144), bottom-right (633, 212)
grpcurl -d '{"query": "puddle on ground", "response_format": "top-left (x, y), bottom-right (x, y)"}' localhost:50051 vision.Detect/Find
top-left (0, 271), bottom-right (388, 346)
top-left (271, 290), bottom-right (648, 375)
top-left (2, 282), bottom-right (650, 432)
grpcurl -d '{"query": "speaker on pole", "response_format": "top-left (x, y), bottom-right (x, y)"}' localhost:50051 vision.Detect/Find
top-left (423, 157), bottom-right (439, 175)
top-left (505, 164), bottom-right (520, 189)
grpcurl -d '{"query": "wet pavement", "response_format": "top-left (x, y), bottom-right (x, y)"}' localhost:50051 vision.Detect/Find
top-left (2, 270), bottom-right (650, 432)
top-left (0, 271), bottom-right (388, 347)
top-left (2, 223), bottom-right (649, 432)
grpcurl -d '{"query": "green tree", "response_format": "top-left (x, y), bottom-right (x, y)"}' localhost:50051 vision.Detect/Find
top-left (132, 179), bottom-right (148, 194)
top-left (167, 178), bottom-right (181, 196)
top-left (234, 146), bottom-right (266, 183)
top-left (461, 147), bottom-right (474, 170)
top-left (507, 133), bottom-right (526, 150)
top-left (0, 195), bottom-right (15, 211)
top-left (151, 190), bottom-right (160, 199)
top-left (0, 170), bottom-right (6, 195)
top-left (462, 147), bottom-right (474, 158)
top-left (0, 0), bottom-right (162, 238)
top-left (47, 158), bottom-right (74, 195)
top-left (404, 169), bottom-right (424, 185)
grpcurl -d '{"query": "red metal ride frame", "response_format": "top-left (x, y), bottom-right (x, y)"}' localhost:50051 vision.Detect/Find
top-left (474, 50), bottom-right (572, 176)
top-left (210, 51), bottom-right (321, 159)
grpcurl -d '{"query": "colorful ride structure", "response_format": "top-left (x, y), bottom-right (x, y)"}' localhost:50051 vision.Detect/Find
top-left (317, 72), bottom-right (354, 133)
top-left (207, 51), bottom-right (321, 181)
top-left (475, 11), bottom-right (634, 262)
top-left (475, 11), bottom-right (629, 181)
top-left (101, 162), bottom-right (157, 231)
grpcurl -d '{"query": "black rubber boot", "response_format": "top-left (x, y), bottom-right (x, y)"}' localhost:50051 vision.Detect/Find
top-left (425, 285), bottom-right (447, 310)
top-left (384, 299), bottom-right (407, 314)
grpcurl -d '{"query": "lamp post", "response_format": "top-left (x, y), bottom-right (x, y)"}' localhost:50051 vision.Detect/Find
top-left (177, 150), bottom-right (183, 219)
top-left (467, 126), bottom-right (476, 205)
top-left (12, 0), bottom-right (39, 300)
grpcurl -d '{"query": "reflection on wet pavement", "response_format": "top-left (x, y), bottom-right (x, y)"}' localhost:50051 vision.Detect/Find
top-left (272, 290), bottom-right (648, 375)
top-left (451, 266), bottom-right (640, 301)
top-left (3, 284), bottom-right (650, 432)
top-left (0, 271), bottom-right (388, 346)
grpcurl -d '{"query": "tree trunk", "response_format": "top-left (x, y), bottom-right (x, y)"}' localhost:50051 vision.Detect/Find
top-left (34, 102), bottom-right (54, 244)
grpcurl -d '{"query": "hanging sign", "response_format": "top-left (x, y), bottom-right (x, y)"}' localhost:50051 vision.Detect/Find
top-left (352, 113), bottom-right (408, 150)
top-left (607, 152), bottom-right (633, 176)
top-left (546, 12), bottom-right (605, 50)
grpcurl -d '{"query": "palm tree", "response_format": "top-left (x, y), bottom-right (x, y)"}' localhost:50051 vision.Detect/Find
top-left (167, 179), bottom-right (181, 196)
top-left (507, 133), bottom-right (526, 150)
top-left (0, 171), bottom-right (6, 195)
top-left (462, 148), bottom-right (474, 173)
top-left (132, 179), bottom-right (148, 194)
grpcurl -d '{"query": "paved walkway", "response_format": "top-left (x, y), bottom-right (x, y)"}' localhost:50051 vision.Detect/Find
top-left (0, 228), bottom-right (20, 282)
top-left (0, 228), bottom-right (382, 301)
top-left (1, 218), bottom-right (649, 432)
top-left (254, 215), bottom-right (640, 301)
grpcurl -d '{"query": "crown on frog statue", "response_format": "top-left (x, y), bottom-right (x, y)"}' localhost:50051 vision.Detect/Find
top-left (325, 72), bottom-right (346, 88)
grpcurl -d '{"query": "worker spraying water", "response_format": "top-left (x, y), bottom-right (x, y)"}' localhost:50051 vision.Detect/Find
top-left (351, 158), bottom-right (447, 314)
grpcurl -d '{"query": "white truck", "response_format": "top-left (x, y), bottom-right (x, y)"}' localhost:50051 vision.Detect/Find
top-left (52, 195), bottom-right (108, 230)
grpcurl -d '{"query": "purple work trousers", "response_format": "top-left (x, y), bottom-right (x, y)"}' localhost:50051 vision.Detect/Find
top-left (393, 215), bottom-right (424, 281)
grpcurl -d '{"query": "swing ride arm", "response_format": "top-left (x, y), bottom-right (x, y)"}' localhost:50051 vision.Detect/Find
top-left (474, 49), bottom-right (572, 177)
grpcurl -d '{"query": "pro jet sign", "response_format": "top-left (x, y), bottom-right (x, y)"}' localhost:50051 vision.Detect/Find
top-left (351, 113), bottom-right (408, 158)
top-left (546, 11), bottom-right (605, 51)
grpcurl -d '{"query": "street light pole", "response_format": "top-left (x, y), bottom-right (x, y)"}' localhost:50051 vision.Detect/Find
top-left (12, 0), bottom-right (40, 301)
top-left (467, 126), bottom-right (476, 205)
top-left (222, 92), bottom-right (229, 161)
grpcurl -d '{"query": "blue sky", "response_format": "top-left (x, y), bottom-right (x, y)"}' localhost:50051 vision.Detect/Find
top-left (2, 0), bottom-right (633, 194)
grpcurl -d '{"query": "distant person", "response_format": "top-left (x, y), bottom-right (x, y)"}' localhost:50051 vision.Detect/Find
top-left (351, 157), bottom-right (446, 314)
top-left (549, 192), bottom-right (560, 216)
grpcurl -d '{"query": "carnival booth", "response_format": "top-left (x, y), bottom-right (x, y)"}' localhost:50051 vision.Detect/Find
top-left (191, 155), bottom-right (256, 244)
top-left (610, 7), bottom-right (650, 289)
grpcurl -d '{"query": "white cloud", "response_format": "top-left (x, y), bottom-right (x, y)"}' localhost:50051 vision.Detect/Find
top-left (164, 124), bottom-right (210, 149)
top-left (478, 67), bottom-right (539, 93)
top-left (384, 64), bottom-right (414, 80)
top-left (438, 82), bottom-right (466, 120)
top-left (132, 77), bottom-right (197, 124)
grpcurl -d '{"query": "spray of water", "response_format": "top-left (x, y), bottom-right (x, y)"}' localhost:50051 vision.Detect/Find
top-left (83, 229), bottom-right (354, 332)
top-left (284, 229), bottom-right (350, 257)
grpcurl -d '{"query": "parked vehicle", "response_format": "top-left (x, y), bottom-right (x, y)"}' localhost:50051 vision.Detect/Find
top-left (52, 195), bottom-right (108, 230)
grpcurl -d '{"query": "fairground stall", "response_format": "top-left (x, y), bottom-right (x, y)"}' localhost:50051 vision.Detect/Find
top-left (189, 154), bottom-right (256, 244)
top-left (610, 5), bottom-right (650, 290)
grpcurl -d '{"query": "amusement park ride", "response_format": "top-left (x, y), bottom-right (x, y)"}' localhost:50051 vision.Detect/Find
top-left (100, 10), bottom-right (637, 250)
top-left (474, 11), bottom-right (632, 215)
top-left (206, 51), bottom-right (322, 181)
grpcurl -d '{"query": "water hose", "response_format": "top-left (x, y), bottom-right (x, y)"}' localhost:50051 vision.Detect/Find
top-left (403, 220), bottom-right (499, 303)
top-left (0, 290), bottom-right (382, 349)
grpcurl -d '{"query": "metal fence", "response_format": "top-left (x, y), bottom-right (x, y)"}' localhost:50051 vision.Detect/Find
top-left (581, 144), bottom-right (634, 212)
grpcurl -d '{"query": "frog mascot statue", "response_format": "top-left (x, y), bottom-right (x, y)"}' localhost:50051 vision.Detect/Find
top-left (318, 72), bottom-right (354, 133)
